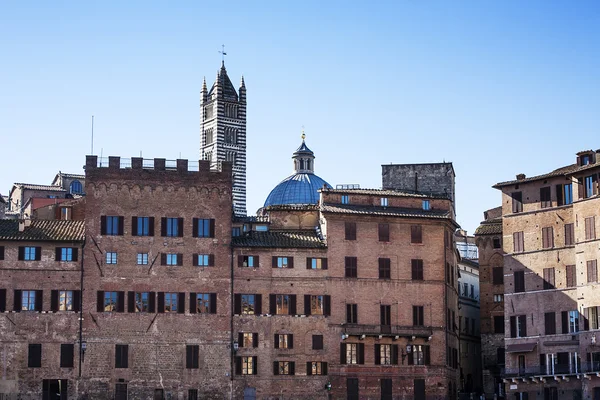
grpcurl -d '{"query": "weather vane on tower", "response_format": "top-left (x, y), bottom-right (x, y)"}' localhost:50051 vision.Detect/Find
top-left (219, 44), bottom-right (227, 63)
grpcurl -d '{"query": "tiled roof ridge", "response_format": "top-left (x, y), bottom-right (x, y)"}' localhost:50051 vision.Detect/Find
top-left (494, 161), bottom-right (600, 188)
top-left (320, 187), bottom-right (450, 199)
top-left (0, 219), bottom-right (85, 241)
top-left (13, 182), bottom-right (67, 191)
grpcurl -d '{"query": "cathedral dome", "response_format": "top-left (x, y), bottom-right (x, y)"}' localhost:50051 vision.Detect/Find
top-left (264, 136), bottom-right (332, 207)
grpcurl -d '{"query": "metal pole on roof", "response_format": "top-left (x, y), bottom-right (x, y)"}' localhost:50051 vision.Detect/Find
top-left (91, 115), bottom-right (94, 155)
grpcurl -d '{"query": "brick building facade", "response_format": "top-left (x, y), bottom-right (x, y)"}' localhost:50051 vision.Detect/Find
top-left (494, 149), bottom-right (600, 399)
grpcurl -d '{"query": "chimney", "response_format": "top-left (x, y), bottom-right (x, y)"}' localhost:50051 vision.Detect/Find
top-left (516, 173), bottom-right (526, 181)
top-left (18, 219), bottom-right (32, 232)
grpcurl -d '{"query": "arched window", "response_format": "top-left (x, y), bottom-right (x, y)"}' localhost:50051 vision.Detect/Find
top-left (70, 180), bottom-right (83, 194)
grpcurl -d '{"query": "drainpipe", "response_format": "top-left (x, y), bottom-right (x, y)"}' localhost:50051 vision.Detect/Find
top-left (78, 238), bottom-right (86, 378)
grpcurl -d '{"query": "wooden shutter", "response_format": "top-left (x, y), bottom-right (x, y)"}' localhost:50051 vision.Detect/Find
top-left (178, 293), bottom-right (185, 314)
top-left (288, 334), bottom-right (294, 349)
top-left (304, 295), bottom-right (311, 316)
top-left (545, 312), bottom-right (555, 335)
top-left (252, 333), bottom-right (259, 348)
top-left (177, 218), bottom-right (184, 237)
top-left (255, 294), bottom-right (262, 315)
top-left (209, 254), bottom-right (215, 266)
top-left (0, 289), bottom-right (6, 312)
top-left (72, 289), bottom-right (81, 312)
top-left (100, 216), bottom-right (107, 235)
top-left (413, 306), bottom-right (419, 326)
top-left (289, 295), bottom-right (297, 315)
top-left (117, 216), bottom-right (124, 235)
top-left (322, 362), bottom-right (328, 375)
top-left (210, 293), bottom-right (217, 314)
top-left (252, 357), bottom-right (257, 375)
top-left (411, 225), bottom-right (422, 243)
top-left (322, 258), bottom-right (328, 270)
top-left (192, 254), bottom-right (198, 267)
top-left (186, 345), bottom-right (194, 369)
top-left (234, 357), bottom-right (242, 375)
top-left (254, 256), bottom-right (259, 267)
top-left (157, 292), bottom-right (165, 313)
top-left (289, 361), bottom-right (295, 376)
top-left (340, 343), bottom-right (347, 364)
top-left (272, 256), bottom-right (278, 268)
top-left (209, 219), bottom-right (215, 238)
top-left (190, 293), bottom-right (197, 314)
top-left (306, 258), bottom-right (312, 269)
top-left (35, 290), bottom-right (43, 311)
top-left (514, 271), bottom-right (525, 292)
top-left (512, 192), bottom-right (522, 213)
top-left (566, 265), bottom-right (576, 287)
top-left (131, 217), bottom-right (138, 236)
top-left (510, 316), bottom-right (517, 338)
top-left (177, 254), bottom-right (183, 266)
top-left (161, 218), bottom-right (167, 236)
top-left (408, 350), bottom-right (414, 365)
top-left (18, 246), bottom-right (24, 260)
top-left (306, 362), bottom-right (312, 376)
top-left (192, 218), bottom-right (198, 237)
top-left (562, 311), bottom-right (569, 333)
top-left (51, 290), bottom-right (59, 312)
top-left (345, 222), bottom-right (356, 240)
top-left (127, 292), bottom-right (135, 313)
top-left (269, 294), bottom-right (276, 315)
top-left (148, 292), bottom-right (155, 313)
top-left (565, 223), bottom-right (574, 246)
top-left (584, 308), bottom-right (590, 331)
top-left (238, 332), bottom-right (244, 347)
top-left (55, 247), bottom-right (62, 261)
top-left (273, 361), bottom-right (279, 376)
top-left (288, 257), bottom-right (294, 268)
top-left (358, 343), bottom-right (365, 364)
top-left (160, 253), bottom-right (166, 266)
top-left (274, 334), bottom-right (279, 349)
top-left (556, 184), bottom-right (564, 206)
top-left (149, 217), bottom-right (155, 236)
top-left (60, 343), bottom-right (74, 368)
top-left (313, 335), bottom-right (323, 350)
top-left (324, 295), bottom-right (331, 316)
top-left (374, 344), bottom-right (381, 365)
top-left (72, 248), bottom-right (78, 262)
top-left (96, 291), bottom-right (104, 312)
top-left (233, 294), bottom-right (241, 315)
top-left (35, 247), bottom-right (42, 261)
top-left (117, 291), bottom-right (125, 312)
top-left (28, 344), bottom-right (41, 367)
top-left (392, 345), bottom-right (399, 365)
top-left (424, 346), bottom-right (430, 365)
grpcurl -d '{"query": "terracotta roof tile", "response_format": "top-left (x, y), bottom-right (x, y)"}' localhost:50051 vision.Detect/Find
top-left (321, 188), bottom-right (450, 200)
top-left (0, 219), bottom-right (84, 242)
top-left (13, 183), bottom-right (66, 192)
top-left (232, 230), bottom-right (326, 249)
top-left (493, 162), bottom-right (600, 188)
top-left (475, 219), bottom-right (502, 235)
top-left (321, 203), bottom-right (452, 219)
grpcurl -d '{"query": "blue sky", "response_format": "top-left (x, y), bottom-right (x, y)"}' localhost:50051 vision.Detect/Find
top-left (1, 1), bottom-right (598, 233)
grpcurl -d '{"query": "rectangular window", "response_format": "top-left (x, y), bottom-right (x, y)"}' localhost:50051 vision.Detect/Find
top-left (194, 218), bottom-right (215, 238)
top-left (463, 282), bottom-right (469, 296)
top-left (377, 344), bottom-right (392, 365)
top-left (273, 256), bottom-right (293, 268)
top-left (512, 192), bottom-right (523, 213)
top-left (310, 295), bottom-right (324, 315)
top-left (492, 267), bottom-right (504, 284)
top-left (513, 231), bottom-right (524, 253)
top-left (588, 260), bottom-right (598, 283)
top-left (239, 255), bottom-right (257, 268)
top-left (274, 361), bottom-right (295, 375)
top-left (345, 222), bottom-right (356, 240)
top-left (514, 271), bottom-right (525, 293)
top-left (312, 335), bottom-right (324, 350)
top-left (346, 303), bottom-right (358, 324)
top-left (59, 290), bottom-right (73, 311)
top-left (307, 361), bottom-right (327, 375)
top-left (115, 344), bottom-right (129, 368)
top-left (307, 257), bottom-right (327, 270)
top-left (409, 345), bottom-right (430, 365)
top-left (510, 315), bottom-right (527, 338)
top-left (240, 356), bottom-right (256, 375)
top-left (163, 253), bottom-right (181, 266)
top-left (411, 259), bottom-right (424, 280)
top-left (194, 254), bottom-right (213, 267)
top-left (585, 175), bottom-right (596, 198)
top-left (380, 304), bottom-right (391, 326)
top-left (422, 200), bottom-right (430, 210)
top-left (163, 217), bottom-right (181, 237)
top-left (557, 183), bottom-right (573, 206)
top-left (378, 258), bottom-right (391, 279)
top-left (28, 344), bottom-right (42, 368)
top-left (241, 332), bottom-right (258, 348)
top-left (569, 310), bottom-right (579, 333)
top-left (60, 343), bottom-right (74, 368)
top-left (132, 216), bottom-right (153, 236)
top-left (413, 305), bottom-right (424, 326)
top-left (586, 216), bottom-right (596, 240)
top-left (545, 312), bottom-right (556, 335)
top-left (57, 247), bottom-right (77, 262)
top-left (411, 225), bottom-right (422, 244)
top-left (493, 294), bottom-right (504, 303)
top-left (341, 195), bottom-right (349, 204)
top-left (540, 187), bottom-right (551, 208)
top-left (103, 291), bottom-right (119, 312)
top-left (565, 223), bottom-right (575, 246)
top-left (23, 246), bottom-right (39, 261)
top-left (134, 292), bottom-right (149, 312)
top-left (345, 257), bottom-right (357, 278)
top-left (276, 294), bottom-right (290, 315)
top-left (275, 334), bottom-right (292, 349)
top-left (21, 290), bottom-right (38, 311)
top-left (381, 197), bottom-right (388, 207)
top-left (106, 252), bottom-right (117, 264)
top-left (137, 253), bottom-right (148, 265)
top-left (186, 345), bottom-right (199, 369)
top-left (494, 316), bottom-right (505, 334)
top-left (542, 227), bottom-right (554, 249)
top-left (232, 227), bottom-right (241, 237)
top-left (543, 267), bottom-right (555, 289)
top-left (585, 306), bottom-right (600, 330)
top-left (194, 293), bottom-right (216, 313)
top-left (493, 237), bottom-right (501, 248)
top-left (241, 294), bottom-right (255, 315)
top-left (346, 343), bottom-right (359, 364)
top-left (102, 215), bottom-right (123, 236)
top-left (378, 223), bottom-right (389, 242)
top-left (566, 265), bottom-right (576, 288)
top-left (164, 293), bottom-right (178, 312)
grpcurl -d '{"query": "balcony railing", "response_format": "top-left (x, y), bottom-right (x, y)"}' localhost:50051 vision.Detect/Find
top-left (503, 362), bottom-right (600, 378)
top-left (343, 324), bottom-right (433, 338)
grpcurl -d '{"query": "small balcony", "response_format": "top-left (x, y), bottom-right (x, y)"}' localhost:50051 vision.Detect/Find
top-left (342, 324), bottom-right (433, 338)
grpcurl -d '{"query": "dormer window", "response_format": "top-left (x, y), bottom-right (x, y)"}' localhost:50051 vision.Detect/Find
top-left (341, 195), bottom-right (349, 205)
top-left (582, 154), bottom-right (591, 166)
top-left (381, 198), bottom-right (388, 207)
top-left (422, 200), bottom-right (430, 211)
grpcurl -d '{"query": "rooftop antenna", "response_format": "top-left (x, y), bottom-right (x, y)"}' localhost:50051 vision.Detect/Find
top-left (91, 115), bottom-right (94, 155)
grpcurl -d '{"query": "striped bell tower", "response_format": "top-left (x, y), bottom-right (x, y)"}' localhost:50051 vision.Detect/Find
top-left (200, 61), bottom-right (247, 216)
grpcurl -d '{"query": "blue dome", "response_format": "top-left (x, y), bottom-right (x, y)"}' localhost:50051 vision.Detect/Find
top-left (264, 173), bottom-right (332, 207)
